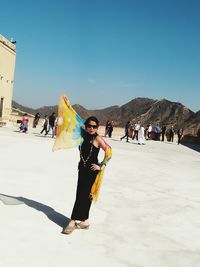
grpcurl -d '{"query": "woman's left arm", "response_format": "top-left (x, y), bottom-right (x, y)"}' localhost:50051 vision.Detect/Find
top-left (91, 136), bottom-right (112, 171)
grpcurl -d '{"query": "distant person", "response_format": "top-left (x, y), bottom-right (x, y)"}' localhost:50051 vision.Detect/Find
top-left (105, 121), bottom-right (110, 137)
top-left (161, 125), bottom-right (166, 141)
top-left (33, 112), bottom-right (40, 128)
top-left (20, 113), bottom-right (28, 133)
top-left (129, 123), bottom-right (134, 138)
top-left (108, 121), bottom-right (114, 138)
top-left (120, 121), bottom-right (130, 142)
top-left (154, 124), bottom-right (161, 141)
top-left (47, 112), bottom-right (56, 138)
top-left (147, 123), bottom-right (152, 140)
top-left (144, 125), bottom-right (148, 139)
top-left (40, 115), bottom-right (48, 135)
top-left (177, 128), bottom-right (184, 145)
top-left (132, 122), bottom-right (140, 140)
top-left (138, 125), bottom-right (145, 145)
top-left (169, 126), bottom-right (175, 142)
top-left (54, 117), bottom-right (58, 136)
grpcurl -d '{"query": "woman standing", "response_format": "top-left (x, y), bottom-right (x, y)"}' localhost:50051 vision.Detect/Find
top-left (62, 116), bottom-right (112, 234)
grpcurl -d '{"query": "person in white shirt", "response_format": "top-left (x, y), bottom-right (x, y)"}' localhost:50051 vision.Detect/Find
top-left (132, 122), bottom-right (140, 140)
top-left (147, 123), bottom-right (152, 140)
top-left (138, 125), bottom-right (145, 145)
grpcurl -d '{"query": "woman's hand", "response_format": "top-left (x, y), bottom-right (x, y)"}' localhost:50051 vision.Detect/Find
top-left (91, 164), bottom-right (101, 171)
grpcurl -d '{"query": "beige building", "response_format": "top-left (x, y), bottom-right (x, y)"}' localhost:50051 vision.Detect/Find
top-left (0, 34), bottom-right (16, 121)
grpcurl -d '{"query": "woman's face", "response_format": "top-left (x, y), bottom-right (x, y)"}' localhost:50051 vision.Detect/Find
top-left (86, 120), bottom-right (98, 135)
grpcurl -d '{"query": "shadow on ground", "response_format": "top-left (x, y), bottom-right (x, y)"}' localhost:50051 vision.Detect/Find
top-left (0, 193), bottom-right (70, 228)
top-left (181, 143), bottom-right (200, 153)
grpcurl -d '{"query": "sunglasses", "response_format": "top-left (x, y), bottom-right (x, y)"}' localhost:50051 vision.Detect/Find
top-left (86, 124), bottom-right (98, 129)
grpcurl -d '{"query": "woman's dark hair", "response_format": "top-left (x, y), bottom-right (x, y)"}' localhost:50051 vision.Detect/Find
top-left (84, 116), bottom-right (99, 127)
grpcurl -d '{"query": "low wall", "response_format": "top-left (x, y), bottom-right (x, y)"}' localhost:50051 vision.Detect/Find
top-left (181, 135), bottom-right (200, 144)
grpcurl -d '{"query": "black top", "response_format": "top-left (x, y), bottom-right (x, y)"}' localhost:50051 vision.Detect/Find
top-left (79, 132), bottom-right (100, 169)
top-left (49, 114), bottom-right (56, 126)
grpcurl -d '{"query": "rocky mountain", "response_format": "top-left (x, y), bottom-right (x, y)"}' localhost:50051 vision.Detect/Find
top-left (12, 101), bottom-right (57, 117)
top-left (12, 101), bottom-right (36, 116)
top-left (131, 98), bottom-right (194, 128)
top-left (12, 98), bottom-right (200, 135)
top-left (184, 110), bottom-right (200, 136)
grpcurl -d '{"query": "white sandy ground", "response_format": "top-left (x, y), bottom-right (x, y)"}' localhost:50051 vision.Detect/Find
top-left (0, 125), bottom-right (200, 267)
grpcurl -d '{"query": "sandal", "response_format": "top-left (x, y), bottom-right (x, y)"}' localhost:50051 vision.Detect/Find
top-left (61, 223), bottom-right (76, 235)
top-left (76, 222), bottom-right (90, 230)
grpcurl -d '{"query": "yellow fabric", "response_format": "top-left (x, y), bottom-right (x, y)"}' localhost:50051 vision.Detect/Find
top-left (52, 95), bottom-right (84, 151)
top-left (90, 145), bottom-right (112, 201)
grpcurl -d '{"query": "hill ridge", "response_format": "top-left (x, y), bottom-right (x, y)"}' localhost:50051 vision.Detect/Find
top-left (12, 98), bottom-right (200, 135)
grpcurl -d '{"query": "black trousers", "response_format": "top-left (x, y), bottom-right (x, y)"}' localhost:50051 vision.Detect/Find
top-left (169, 134), bottom-right (174, 142)
top-left (161, 133), bottom-right (165, 141)
top-left (40, 125), bottom-right (48, 134)
top-left (132, 130), bottom-right (138, 140)
top-left (71, 167), bottom-right (98, 221)
top-left (121, 130), bottom-right (129, 142)
top-left (178, 135), bottom-right (182, 144)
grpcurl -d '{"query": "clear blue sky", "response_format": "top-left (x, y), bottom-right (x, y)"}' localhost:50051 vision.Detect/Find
top-left (0, 0), bottom-right (200, 111)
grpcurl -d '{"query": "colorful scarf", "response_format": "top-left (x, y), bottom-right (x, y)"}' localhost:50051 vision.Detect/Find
top-left (52, 95), bottom-right (84, 151)
top-left (90, 142), bottom-right (112, 201)
top-left (53, 95), bottom-right (112, 201)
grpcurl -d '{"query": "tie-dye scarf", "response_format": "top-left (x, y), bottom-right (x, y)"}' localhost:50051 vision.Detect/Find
top-left (53, 95), bottom-right (112, 201)
top-left (52, 95), bottom-right (84, 151)
top-left (90, 142), bottom-right (112, 201)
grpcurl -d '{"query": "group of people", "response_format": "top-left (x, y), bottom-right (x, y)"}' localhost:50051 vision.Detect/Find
top-left (20, 113), bottom-right (184, 146)
top-left (19, 112), bottom-right (57, 138)
top-left (120, 121), bottom-right (146, 144)
top-left (120, 121), bottom-right (184, 145)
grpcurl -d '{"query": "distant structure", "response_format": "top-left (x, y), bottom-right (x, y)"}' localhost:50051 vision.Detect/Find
top-left (0, 34), bottom-right (16, 121)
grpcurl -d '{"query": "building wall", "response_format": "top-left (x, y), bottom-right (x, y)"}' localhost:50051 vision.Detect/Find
top-left (0, 34), bottom-right (16, 120)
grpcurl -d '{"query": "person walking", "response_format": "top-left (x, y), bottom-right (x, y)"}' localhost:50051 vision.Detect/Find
top-left (132, 122), bottom-right (140, 140)
top-left (47, 112), bottom-right (56, 138)
top-left (33, 112), bottom-right (40, 128)
top-left (40, 115), bottom-right (48, 135)
top-left (120, 121), bottom-right (130, 142)
top-left (177, 128), bottom-right (183, 145)
top-left (169, 126), bottom-right (175, 142)
top-left (62, 116), bottom-right (112, 234)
